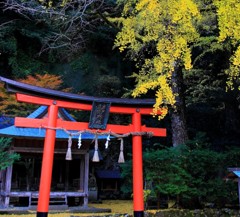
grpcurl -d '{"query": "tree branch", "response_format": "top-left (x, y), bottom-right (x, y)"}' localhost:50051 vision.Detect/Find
top-left (1, 0), bottom-right (104, 59)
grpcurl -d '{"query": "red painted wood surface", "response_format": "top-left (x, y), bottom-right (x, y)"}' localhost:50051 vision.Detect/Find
top-left (15, 117), bottom-right (166, 137)
top-left (132, 112), bottom-right (144, 212)
top-left (16, 93), bottom-right (160, 115)
top-left (37, 104), bottom-right (58, 214)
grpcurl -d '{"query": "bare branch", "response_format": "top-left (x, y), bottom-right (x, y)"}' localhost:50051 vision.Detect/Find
top-left (1, 0), bottom-right (104, 59)
top-left (0, 19), bottom-right (18, 28)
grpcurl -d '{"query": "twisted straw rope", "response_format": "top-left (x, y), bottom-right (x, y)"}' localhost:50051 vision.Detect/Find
top-left (40, 125), bottom-right (153, 138)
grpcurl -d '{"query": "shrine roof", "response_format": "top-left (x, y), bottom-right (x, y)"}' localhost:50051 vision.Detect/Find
top-left (0, 106), bottom-right (103, 140)
top-left (0, 116), bottom-right (14, 129)
top-left (0, 76), bottom-right (156, 106)
top-left (227, 168), bottom-right (240, 178)
top-left (233, 171), bottom-right (240, 177)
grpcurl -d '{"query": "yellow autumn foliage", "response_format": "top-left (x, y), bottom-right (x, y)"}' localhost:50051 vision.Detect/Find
top-left (213, 0), bottom-right (240, 90)
top-left (114, 0), bottom-right (201, 119)
top-left (38, 0), bottom-right (70, 8)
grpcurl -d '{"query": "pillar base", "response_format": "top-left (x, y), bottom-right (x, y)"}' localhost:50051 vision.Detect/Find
top-left (37, 212), bottom-right (48, 217)
top-left (134, 211), bottom-right (144, 217)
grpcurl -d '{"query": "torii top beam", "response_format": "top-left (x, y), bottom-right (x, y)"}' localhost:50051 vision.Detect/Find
top-left (0, 76), bottom-right (155, 107)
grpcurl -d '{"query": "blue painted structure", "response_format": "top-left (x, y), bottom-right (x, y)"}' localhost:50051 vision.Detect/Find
top-left (0, 106), bottom-right (104, 140)
top-left (0, 116), bottom-right (14, 129)
top-left (233, 171), bottom-right (240, 178)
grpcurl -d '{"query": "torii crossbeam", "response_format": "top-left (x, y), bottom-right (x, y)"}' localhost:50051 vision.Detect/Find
top-left (0, 77), bottom-right (166, 217)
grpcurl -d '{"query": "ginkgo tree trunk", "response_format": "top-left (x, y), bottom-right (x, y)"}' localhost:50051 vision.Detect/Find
top-left (171, 64), bottom-right (189, 147)
top-left (113, 0), bottom-right (201, 146)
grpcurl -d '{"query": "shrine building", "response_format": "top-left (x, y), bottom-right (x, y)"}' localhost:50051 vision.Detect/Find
top-left (0, 105), bottom-right (107, 208)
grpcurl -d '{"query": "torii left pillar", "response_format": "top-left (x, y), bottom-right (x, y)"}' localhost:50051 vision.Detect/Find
top-left (37, 103), bottom-right (58, 217)
top-left (13, 93), bottom-right (166, 217)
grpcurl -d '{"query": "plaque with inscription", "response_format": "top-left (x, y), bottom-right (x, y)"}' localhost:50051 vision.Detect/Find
top-left (89, 101), bottom-right (111, 130)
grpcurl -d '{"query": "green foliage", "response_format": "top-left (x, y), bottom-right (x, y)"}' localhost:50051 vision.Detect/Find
top-left (181, 138), bottom-right (225, 205)
top-left (184, 132), bottom-right (211, 149)
top-left (120, 132), bottom-right (239, 208)
top-left (184, 34), bottom-right (231, 107)
top-left (64, 50), bottom-right (127, 97)
top-left (70, 52), bottom-right (92, 75)
top-left (147, 208), bottom-right (240, 217)
top-left (205, 178), bottom-right (237, 207)
top-left (0, 137), bottom-right (20, 170)
top-left (0, 36), bottom-right (17, 55)
top-left (0, 22), bottom-right (17, 55)
top-left (9, 51), bottom-right (44, 78)
top-left (0, 13), bottom-right (51, 77)
top-left (144, 146), bottom-right (192, 197)
top-left (223, 147), bottom-right (240, 168)
top-left (195, 0), bottom-right (218, 36)
top-left (119, 159), bottom-right (133, 196)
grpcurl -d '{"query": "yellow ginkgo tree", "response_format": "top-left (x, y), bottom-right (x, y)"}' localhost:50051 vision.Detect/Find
top-left (114, 0), bottom-right (201, 118)
top-left (213, 0), bottom-right (240, 90)
top-left (113, 0), bottom-right (201, 146)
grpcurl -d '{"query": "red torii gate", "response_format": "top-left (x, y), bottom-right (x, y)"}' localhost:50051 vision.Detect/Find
top-left (0, 77), bottom-right (166, 217)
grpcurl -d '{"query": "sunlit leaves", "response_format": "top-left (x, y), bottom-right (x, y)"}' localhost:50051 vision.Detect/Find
top-left (226, 46), bottom-right (240, 90)
top-left (214, 0), bottom-right (240, 42)
top-left (114, 0), bottom-right (201, 119)
top-left (214, 0), bottom-right (240, 90)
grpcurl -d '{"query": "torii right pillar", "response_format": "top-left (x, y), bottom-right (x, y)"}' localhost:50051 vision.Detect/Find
top-left (132, 111), bottom-right (144, 217)
top-left (131, 109), bottom-right (166, 217)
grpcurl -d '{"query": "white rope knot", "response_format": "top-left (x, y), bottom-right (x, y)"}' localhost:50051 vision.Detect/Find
top-left (92, 134), bottom-right (100, 162)
top-left (118, 138), bottom-right (125, 163)
top-left (66, 134), bottom-right (72, 160)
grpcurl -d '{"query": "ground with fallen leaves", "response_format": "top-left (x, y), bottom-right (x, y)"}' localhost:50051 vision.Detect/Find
top-left (1, 200), bottom-right (133, 217)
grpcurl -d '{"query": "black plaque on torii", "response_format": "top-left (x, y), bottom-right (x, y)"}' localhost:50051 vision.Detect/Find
top-left (88, 101), bottom-right (111, 130)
